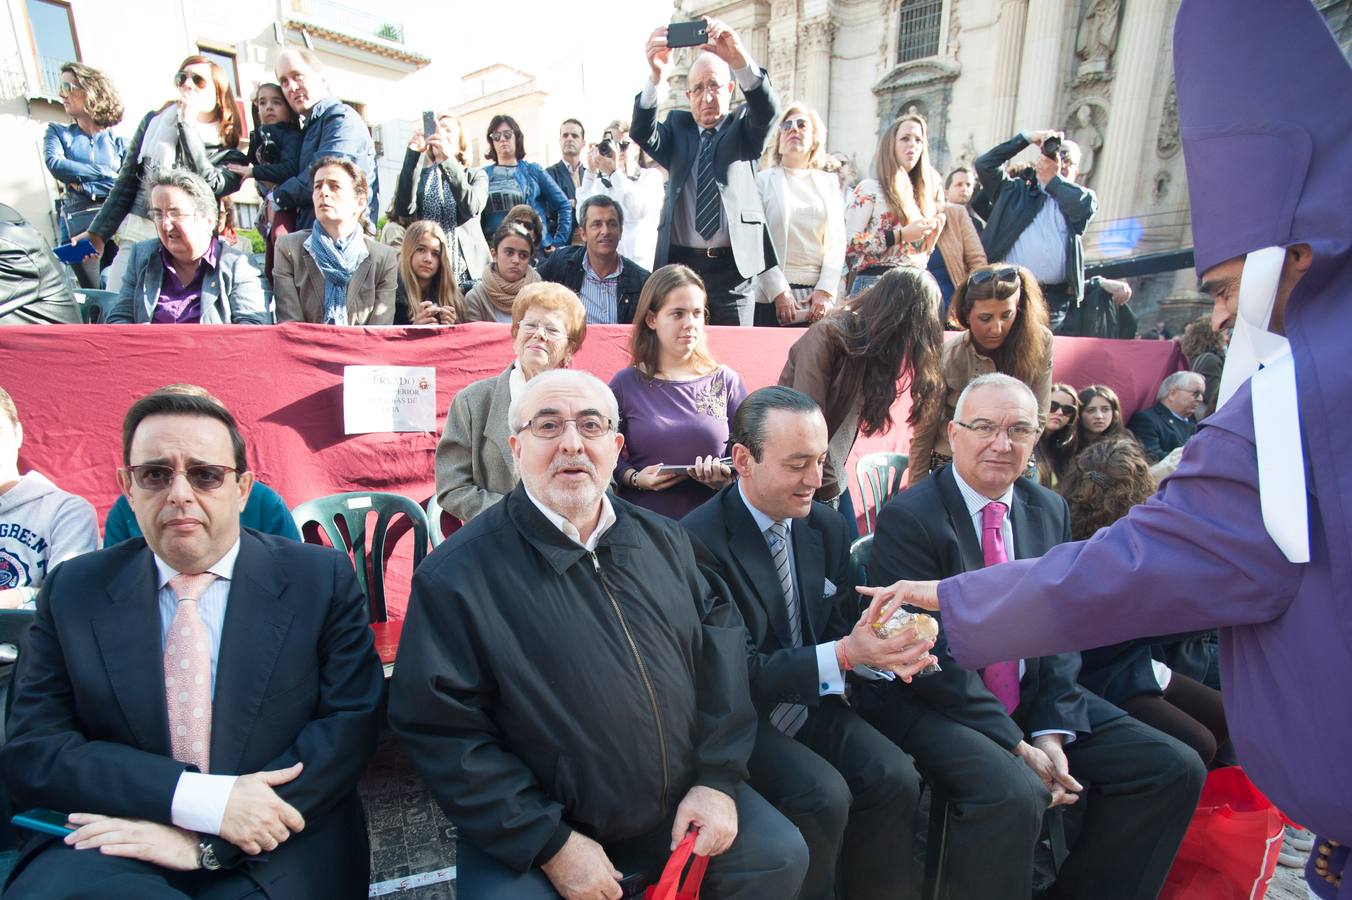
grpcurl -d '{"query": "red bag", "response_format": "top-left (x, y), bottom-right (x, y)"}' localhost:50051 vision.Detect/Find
top-left (644, 831), bottom-right (710, 900)
top-left (1160, 766), bottom-right (1289, 900)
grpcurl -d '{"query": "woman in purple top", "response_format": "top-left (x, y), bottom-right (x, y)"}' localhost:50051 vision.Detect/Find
top-left (611, 265), bottom-right (747, 519)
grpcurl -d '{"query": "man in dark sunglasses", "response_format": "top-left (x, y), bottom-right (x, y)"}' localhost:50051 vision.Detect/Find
top-left (2, 388), bottom-right (383, 898)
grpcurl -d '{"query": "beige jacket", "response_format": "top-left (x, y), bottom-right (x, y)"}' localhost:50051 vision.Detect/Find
top-left (906, 326), bottom-right (1054, 487)
top-left (435, 366), bottom-right (517, 522)
top-left (934, 203), bottom-right (987, 304)
top-left (272, 230), bottom-right (398, 325)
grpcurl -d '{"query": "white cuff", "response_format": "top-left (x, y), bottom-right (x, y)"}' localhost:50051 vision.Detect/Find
top-left (733, 60), bottom-right (763, 93)
top-left (815, 642), bottom-right (845, 696)
top-left (171, 772), bottom-right (238, 835)
top-left (1029, 729), bottom-right (1077, 746)
top-left (638, 80), bottom-right (660, 109)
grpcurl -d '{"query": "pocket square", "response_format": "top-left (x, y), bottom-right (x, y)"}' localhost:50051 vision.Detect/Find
top-left (823, 578), bottom-right (837, 598)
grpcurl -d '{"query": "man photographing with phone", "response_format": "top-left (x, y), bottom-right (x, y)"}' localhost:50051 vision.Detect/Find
top-left (631, 16), bottom-right (780, 326)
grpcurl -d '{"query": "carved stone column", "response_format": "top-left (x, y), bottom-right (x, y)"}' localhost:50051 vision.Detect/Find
top-left (801, 16), bottom-right (835, 117)
top-left (989, 0), bottom-right (1029, 139)
top-left (1013, 0), bottom-right (1071, 131)
top-left (1095, 0), bottom-right (1170, 225)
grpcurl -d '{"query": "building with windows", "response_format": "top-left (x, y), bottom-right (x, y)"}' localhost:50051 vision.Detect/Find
top-left (0, 0), bottom-right (428, 240)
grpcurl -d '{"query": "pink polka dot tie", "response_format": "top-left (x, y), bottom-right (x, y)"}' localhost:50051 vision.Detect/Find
top-left (979, 501), bottom-right (1021, 714)
top-left (166, 572), bottom-right (217, 774)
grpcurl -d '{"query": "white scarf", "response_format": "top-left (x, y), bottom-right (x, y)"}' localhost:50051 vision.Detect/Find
top-left (138, 107), bottom-right (181, 174)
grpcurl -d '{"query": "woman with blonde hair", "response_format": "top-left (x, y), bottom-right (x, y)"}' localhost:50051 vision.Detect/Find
top-left (843, 112), bottom-right (945, 296)
top-left (394, 110), bottom-right (489, 288)
top-left (396, 220), bottom-right (466, 325)
top-left (753, 103), bottom-right (847, 327)
top-left (610, 265), bottom-right (747, 519)
top-left (906, 263), bottom-right (1053, 486)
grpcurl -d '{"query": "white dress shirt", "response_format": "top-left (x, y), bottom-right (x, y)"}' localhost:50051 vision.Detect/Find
top-left (1004, 185), bottom-right (1069, 285)
top-left (523, 485), bottom-right (617, 551)
top-left (154, 539), bottom-right (241, 836)
top-left (950, 470), bottom-right (1074, 742)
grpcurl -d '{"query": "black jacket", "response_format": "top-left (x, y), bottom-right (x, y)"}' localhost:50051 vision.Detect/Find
top-left (545, 159), bottom-right (580, 239)
top-left (387, 486), bottom-right (756, 873)
top-left (682, 486), bottom-right (855, 715)
top-left (0, 203), bottom-right (79, 325)
top-left (856, 466), bottom-right (1125, 748)
top-left (1128, 401), bottom-right (1197, 463)
top-left (975, 134), bottom-right (1097, 303)
top-left (536, 244), bottom-right (650, 324)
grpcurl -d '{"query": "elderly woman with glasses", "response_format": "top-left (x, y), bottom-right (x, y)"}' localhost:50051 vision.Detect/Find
top-left (102, 168), bottom-right (267, 324)
top-left (906, 263), bottom-right (1053, 487)
top-left (480, 114), bottom-right (573, 254)
top-left (77, 56), bottom-right (247, 289)
top-left (435, 282), bottom-right (588, 522)
top-left (752, 103), bottom-right (847, 327)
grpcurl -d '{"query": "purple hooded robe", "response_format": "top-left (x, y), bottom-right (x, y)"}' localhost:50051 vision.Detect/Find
top-left (933, 3), bottom-right (1352, 894)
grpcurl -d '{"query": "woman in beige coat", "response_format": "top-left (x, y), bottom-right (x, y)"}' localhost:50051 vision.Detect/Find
top-left (931, 201), bottom-right (987, 321)
top-left (434, 282), bottom-right (587, 522)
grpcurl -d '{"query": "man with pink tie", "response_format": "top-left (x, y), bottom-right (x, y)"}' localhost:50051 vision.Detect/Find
top-left (855, 373), bottom-right (1203, 899)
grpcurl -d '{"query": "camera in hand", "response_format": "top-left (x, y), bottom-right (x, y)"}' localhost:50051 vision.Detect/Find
top-left (1041, 135), bottom-right (1063, 160)
top-left (598, 138), bottom-right (614, 158)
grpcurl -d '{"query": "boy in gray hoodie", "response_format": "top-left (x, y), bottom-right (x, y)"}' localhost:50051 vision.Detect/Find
top-left (0, 386), bottom-right (99, 608)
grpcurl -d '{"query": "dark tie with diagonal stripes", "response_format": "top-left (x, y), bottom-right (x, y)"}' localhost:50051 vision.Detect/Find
top-left (766, 521), bottom-right (808, 736)
top-left (695, 128), bottom-right (721, 240)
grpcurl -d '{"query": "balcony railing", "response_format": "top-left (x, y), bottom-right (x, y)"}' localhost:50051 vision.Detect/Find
top-left (289, 0), bottom-right (405, 44)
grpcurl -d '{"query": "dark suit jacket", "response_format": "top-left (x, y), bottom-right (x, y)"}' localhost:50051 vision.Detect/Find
top-left (630, 74), bottom-right (780, 279)
top-left (535, 244), bottom-right (650, 324)
top-left (0, 530), bottom-right (385, 899)
top-left (1128, 402), bottom-right (1197, 463)
top-left (545, 159), bottom-right (580, 240)
top-left (863, 466), bottom-right (1124, 748)
top-left (682, 486), bottom-right (854, 715)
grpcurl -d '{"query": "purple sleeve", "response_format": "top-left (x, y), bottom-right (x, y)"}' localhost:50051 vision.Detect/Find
top-left (938, 413), bottom-right (1302, 669)
top-left (724, 366), bottom-right (748, 428)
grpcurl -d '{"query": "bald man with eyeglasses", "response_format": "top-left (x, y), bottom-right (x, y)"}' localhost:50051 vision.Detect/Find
top-left (1, 388), bottom-right (383, 900)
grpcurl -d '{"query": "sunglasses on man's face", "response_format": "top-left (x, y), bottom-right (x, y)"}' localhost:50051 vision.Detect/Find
top-left (1047, 401), bottom-right (1077, 416)
top-left (175, 71), bottom-right (209, 90)
top-left (125, 463), bottom-right (236, 492)
top-left (967, 266), bottom-right (1020, 289)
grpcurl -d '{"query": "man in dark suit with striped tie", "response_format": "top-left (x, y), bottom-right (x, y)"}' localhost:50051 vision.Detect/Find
top-left (631, 17), bottom-right (779, 326)
top-left (682, 387), bottom-right (934, 900)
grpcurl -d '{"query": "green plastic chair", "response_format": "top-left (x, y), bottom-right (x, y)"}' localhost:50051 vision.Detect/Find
top-left (855, 452), bottom-right (909, 534)
top-left (291, 492), bottom-right (430, 622)
top-left (849, 534), bottom-right (872, 592)
top-left (424, 495), bottom-right (462, 548)
top-left (74, 289), bottom-right (118, 323)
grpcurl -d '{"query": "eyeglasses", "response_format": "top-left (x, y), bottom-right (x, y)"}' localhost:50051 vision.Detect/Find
top-left (174, 71), bottom-right (209, 89)
top-left (1047, 401), bottom-right (1077, 416)
top-left (967, 266), bottom-right (1020, 289)
top-left (489, 129), bottom-right (515, 142)
top-left (687, 80), bottom-right (725, 98)
top-left (953, 420), bottom-right (1042, 444)
top-left (779, 117), bottom-right (810, 133)
top-left (58, 81), bottom-right (79, 97)
top-left (517, 414), bottom-right (613, 439)
top-left (518, 321), bottom-right (566, 341)
top-left (148, 209), bottom-right (199, 224)
top-left (1174, 388), bottom-right (1205, 399)
top-left (126, 464), bottom-right (237, 492)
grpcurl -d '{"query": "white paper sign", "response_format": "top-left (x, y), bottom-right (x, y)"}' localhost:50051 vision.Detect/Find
top-left (343, 366), bottom-right (437, 434)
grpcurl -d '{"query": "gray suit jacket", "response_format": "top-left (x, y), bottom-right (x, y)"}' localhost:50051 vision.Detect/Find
top-left (434, 366), bottom-right (517, 523)
top-left (272, 230), bottom-right (398, 325)
top-left (104, 238), bottom-right (269, 324)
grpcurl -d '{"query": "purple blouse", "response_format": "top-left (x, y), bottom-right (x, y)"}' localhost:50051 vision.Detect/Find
top-left (151, 239), bottom-right (220, 324)
top-left (610, 365), bottom-right (747, 520)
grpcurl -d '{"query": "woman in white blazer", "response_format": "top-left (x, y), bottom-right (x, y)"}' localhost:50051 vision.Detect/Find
top-left (752, 103), bottom-right (847, 327)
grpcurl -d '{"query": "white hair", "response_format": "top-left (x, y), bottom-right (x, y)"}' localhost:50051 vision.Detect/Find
top-left (507, 369), bottom-right (620, 434)
top-left (953, 373), bottom-right (1039, 422)
top-left (1157, 370), bottom-right (1203, 402)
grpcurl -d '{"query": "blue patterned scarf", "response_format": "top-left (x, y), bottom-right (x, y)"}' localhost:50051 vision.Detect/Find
top-left (304, 226), bottom-right (369, 325)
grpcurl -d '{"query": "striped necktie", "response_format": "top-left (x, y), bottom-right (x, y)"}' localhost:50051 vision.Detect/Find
top-left (694, 128), bottom-right (721, 240)
top-left (766, 522), bottom-right (808, 736)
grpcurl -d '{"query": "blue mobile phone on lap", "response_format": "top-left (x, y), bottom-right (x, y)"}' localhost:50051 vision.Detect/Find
top-left (11, 808), bottom-right (75, 837)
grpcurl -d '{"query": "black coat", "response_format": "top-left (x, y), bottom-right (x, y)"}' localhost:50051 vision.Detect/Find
top-left (682, 486), bottom-right (855, 715)
top-left (856, 466), bottom-right (1125, 748)
top-left (535, 244), bottom-right (650, 324)
top-left (1128, 402), bottom-right (1197, 463)
top-left (545, 159), bottom-right (579, 238)
top-left (0, 203), bottom-right (80, 324)
top-left (387, 485), bottom-right (756, 873)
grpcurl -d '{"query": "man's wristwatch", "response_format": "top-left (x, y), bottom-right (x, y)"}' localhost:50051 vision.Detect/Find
top-left (197, 838), bottom-right (222, 871)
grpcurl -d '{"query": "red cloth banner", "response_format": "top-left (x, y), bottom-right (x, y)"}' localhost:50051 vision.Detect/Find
top-left (1, 322), bottom-right (1184, 621)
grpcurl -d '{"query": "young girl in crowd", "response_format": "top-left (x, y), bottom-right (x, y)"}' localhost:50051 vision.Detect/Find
top-left (1076, 383), bottom-right (1129, 453)
top-left (1035, 382), bottom-right (1081, 486)
top-left (611, 265), bottom-right (746, 520)
top-left (227, 82), bottom-right (301, 280)
top-left (396, 220), bottom-right (465, 325)
top-left (462, 213), bottom-right (542, 323)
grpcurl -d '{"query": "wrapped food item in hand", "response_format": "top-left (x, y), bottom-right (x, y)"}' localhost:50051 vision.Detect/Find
top-left (873, 608), bottom-right (942, 675)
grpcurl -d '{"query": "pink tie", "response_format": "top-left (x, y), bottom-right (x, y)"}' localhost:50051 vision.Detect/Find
top-left (165, 572), bottom-right (217, 773)
top-left (979, 502), bottom-right (1021, 714)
